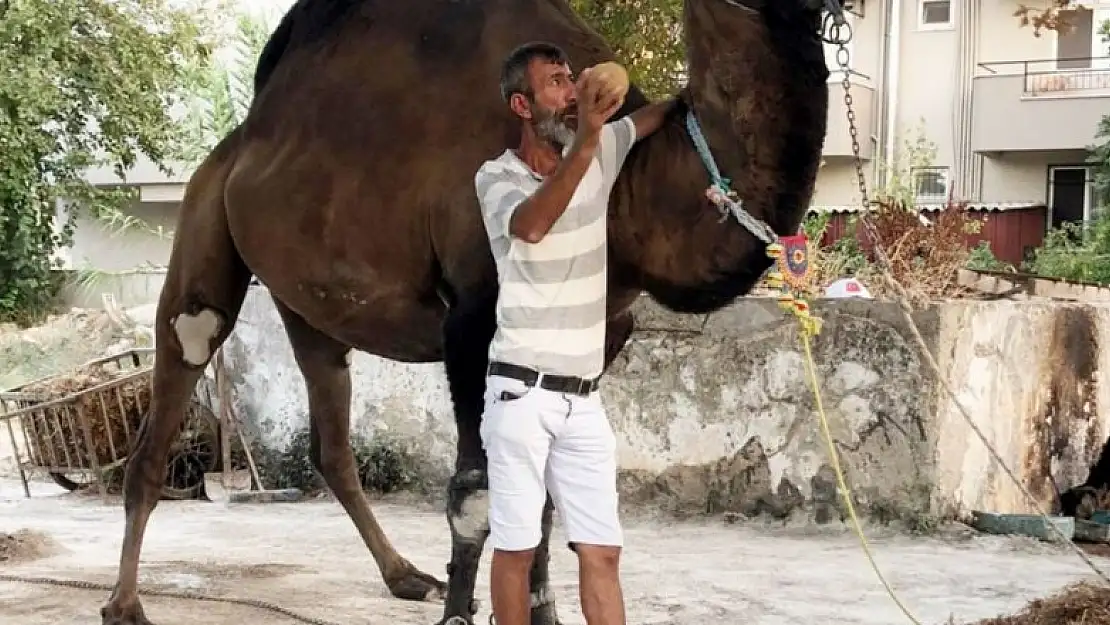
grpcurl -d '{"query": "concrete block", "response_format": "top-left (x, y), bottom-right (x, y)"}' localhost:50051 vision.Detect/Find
top-left (971, 511), bottom-right (1075, 543)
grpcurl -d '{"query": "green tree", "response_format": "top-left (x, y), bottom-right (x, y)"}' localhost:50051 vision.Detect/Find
top-left (571, 0), bottom-right (685, 99)
top-left (0, 0), bottom-right (217, 324)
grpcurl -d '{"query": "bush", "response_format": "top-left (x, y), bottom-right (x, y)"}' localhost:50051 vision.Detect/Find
top-left (1026, 209), bottom-right (1110, 284)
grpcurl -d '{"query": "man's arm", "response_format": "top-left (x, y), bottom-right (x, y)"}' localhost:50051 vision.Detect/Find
top-left (628, 97), bottom-right (679, 140)
top-left (507, 135), bottom-right (599, 244)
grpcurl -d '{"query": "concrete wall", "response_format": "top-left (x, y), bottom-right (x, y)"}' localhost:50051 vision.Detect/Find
top-left (220, 286), bottom-right (1110, 523)
top-left (55, 269), bottom-right (168, 310)
top-left (61, 201), bottom-right (177, 272)
top-left (52, 199), bottom-right (178, 309)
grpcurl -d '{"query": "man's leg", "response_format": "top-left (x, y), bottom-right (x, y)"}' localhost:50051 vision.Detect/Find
top-left (545, 393), bottom-right (625, 625)
top-left (482, 375), bottom-right (552, 625)
top-left (574, 544), bottom-right (624, 625)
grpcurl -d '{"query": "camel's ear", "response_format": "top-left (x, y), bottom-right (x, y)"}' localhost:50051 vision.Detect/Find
top-left (508, 92), bottom-right (533, 121)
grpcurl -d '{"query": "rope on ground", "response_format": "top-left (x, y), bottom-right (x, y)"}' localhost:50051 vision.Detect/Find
top-left (0, 572), bottom-right (342, 625)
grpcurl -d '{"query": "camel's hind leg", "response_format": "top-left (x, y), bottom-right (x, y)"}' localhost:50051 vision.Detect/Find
top-left (101, 133), bottom-right (253, 625)
top-left (272, 298), bottom-right (447, 601)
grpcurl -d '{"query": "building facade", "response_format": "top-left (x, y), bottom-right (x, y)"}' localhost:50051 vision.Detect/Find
top-left (817, 0), bottom-right (1109, 262)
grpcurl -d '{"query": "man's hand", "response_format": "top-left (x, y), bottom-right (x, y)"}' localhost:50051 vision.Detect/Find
top-left (576, 67), bottom-right (625, 140)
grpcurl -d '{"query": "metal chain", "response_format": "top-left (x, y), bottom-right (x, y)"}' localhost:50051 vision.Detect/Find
top-left (826, 19), bottom-right (886, 269)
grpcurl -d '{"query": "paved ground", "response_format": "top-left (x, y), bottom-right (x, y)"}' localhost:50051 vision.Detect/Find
top-left (1, 478), bottom-right (1108, 625)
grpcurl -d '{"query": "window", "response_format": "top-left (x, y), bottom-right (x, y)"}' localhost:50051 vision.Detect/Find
top-left (912, 167), bottom-right (950, 203)
top-left (918, 0), bottom-right (953, 30)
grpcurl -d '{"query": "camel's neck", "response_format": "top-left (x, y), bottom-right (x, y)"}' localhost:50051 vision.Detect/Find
top-left (607, 47), bottom-right (829, 314)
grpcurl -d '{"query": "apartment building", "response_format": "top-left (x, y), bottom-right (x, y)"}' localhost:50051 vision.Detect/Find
top-left (816, 0), bottom-right (1110, 263)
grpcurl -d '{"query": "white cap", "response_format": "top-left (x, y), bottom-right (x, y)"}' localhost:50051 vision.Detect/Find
top-left (824, 277), bottom-right (872, 299)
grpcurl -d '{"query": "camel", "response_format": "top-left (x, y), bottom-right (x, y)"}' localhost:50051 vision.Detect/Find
top-left (99, 0), bottom-right (844, 624)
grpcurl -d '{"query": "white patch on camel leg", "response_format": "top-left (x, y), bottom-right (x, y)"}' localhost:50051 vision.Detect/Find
top-left (451, 490), bottom-right (490, 541)
top-left (172, 309), bottom-right (222, 366)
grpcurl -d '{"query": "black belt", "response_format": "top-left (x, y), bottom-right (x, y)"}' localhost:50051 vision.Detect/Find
top-left (487, 361), bottom-right (600, 397)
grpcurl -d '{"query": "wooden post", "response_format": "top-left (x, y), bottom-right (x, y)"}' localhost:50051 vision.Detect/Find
top-left (215, 350), bottom-right (232, 490)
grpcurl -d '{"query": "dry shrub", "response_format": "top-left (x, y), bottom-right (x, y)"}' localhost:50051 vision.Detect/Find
top-left (0, 529), bottom-right (55, 565)
top-left (14, 359), bottom-right (151, 470)
top-left (965, 581), bottom-right (1110, 625)
top-left (853, 197), bottom-right (981, 302)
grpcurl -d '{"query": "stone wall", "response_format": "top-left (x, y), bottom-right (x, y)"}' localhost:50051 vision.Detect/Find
top-left (218, 285), bottom-right (1110, 524)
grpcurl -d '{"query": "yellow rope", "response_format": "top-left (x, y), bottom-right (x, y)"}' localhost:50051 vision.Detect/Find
top-left (797, 325), bottom-right (923, 625)
top-left (765, 236), bottom-right (922, 624)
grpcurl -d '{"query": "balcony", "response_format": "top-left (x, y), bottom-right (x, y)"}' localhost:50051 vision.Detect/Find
top-left (971, 57), bottom-right (1110, 153)
top-left (824, 70), bottom-right (875, 159)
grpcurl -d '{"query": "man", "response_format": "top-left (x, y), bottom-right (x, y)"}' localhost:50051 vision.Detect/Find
top-left (473, 41), bottom-right (676, 625)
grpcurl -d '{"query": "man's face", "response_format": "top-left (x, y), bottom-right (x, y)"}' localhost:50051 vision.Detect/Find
top-left (518, 58), bottom-right (578, 149)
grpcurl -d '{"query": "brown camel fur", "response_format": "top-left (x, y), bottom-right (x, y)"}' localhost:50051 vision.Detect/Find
top-left (99, 0), bottom-right (843, 624)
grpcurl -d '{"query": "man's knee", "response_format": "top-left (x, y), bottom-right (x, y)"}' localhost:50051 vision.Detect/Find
top-left (572, 543), bottom-right (622, 571)
top-left (493, 547), bottom-right (537, 566)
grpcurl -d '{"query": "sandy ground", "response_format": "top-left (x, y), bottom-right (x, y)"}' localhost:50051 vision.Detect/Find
top-left (2, 478), bottom-right (1109, 625)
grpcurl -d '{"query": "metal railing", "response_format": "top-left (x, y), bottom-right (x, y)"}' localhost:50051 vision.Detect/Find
top-left (977, 56), bottom-right (1110, 96)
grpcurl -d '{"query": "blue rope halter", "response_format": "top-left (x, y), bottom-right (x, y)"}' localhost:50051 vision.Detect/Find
top-left (683, 109), bottom-right (779, 245)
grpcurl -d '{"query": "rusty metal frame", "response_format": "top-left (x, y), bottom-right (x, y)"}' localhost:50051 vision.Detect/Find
top-left (0, 348), bottom-right (155, 501)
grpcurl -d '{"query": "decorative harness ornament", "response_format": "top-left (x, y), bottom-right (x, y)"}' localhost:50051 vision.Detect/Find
top-left (684, 109), bottom-right (822, 337)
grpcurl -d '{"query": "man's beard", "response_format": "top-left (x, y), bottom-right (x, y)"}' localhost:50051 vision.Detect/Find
top-left (531, 103), bottom-right (576, 150)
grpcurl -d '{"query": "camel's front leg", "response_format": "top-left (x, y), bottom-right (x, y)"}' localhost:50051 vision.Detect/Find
top-left (439, 298), bottom-right (562, 625)
top-left (273, 298), bottom-right (445, 602)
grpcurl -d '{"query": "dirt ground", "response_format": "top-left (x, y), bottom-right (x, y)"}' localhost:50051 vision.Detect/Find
top-left (2, 478), bottom-right (1110, 625)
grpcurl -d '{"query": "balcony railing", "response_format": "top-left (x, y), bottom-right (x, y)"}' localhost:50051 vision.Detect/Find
top-left (977, 56), bottom-right (1110, 97)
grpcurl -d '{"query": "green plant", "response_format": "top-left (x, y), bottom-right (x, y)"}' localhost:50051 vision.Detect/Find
top-left (1089, 109), bottom-right (1110, 213)
top-left (175, 11), bottom-right (276, 166)
top-left (965, 241), bottom-right (1014, 273)
top-left (1026, 208), bottom-right (1110, 284)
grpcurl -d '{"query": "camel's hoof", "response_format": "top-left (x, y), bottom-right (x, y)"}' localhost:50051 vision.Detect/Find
top-left (101, 598), bottom-right (154, 625)
top-left (435, 617), bottom-right (473, 625)
top-left (388, 562), bottom-right (447, 602)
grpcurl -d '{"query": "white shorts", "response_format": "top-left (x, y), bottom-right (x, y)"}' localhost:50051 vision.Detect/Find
top-left (480, 373), bottom-right (622, 552)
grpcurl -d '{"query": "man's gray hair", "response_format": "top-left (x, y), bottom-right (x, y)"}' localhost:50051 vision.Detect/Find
top-left (499, 41), bottom-right (570, 103)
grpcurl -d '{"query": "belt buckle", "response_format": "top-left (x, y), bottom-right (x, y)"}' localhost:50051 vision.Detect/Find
top-left (573, 377), bottom-right (590, 397)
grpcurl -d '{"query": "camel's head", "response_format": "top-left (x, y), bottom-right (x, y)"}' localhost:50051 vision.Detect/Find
top-left (683, 0), bottom-right (845, 84)
top-left (620, 0), bottom-right (843, 314)
top-left (681, 0), bottom-right (839, 137)
top-left (703, 0), bottom-right (847, 25)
